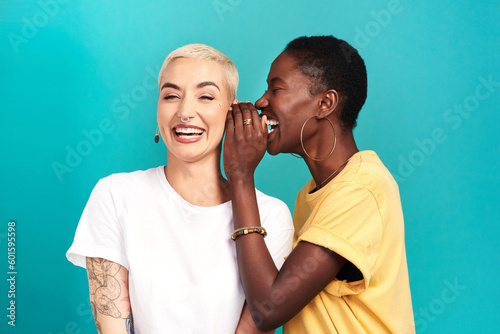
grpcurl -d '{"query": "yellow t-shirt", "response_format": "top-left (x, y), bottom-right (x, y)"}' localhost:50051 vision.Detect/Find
top-left (283, 151), bottom-right (415, 334)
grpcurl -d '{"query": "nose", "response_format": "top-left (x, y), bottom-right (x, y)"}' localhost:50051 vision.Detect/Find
top-left (177, 96), bottom-right (196, 120)
top-left (255, 92), bottom-right (269, 110)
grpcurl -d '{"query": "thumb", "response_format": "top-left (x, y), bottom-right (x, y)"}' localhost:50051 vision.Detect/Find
top-left (261, 115), bottom-right (268, 133)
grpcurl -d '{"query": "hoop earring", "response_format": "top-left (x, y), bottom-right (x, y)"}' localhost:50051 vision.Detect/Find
top-left (154, 126), bottom-right (159, 143)
top-left (300, 115), bottom-right (336, 161)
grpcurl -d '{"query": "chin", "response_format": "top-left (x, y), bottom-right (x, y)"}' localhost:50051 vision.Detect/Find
top-left (266, 143), bottom-right (279, 156)
top-left (266, 148), bottom-right (280, 156)
top-left (169, 148), bottom-right (206, 163)
top-left (266, 141), bottom-right (289, 156)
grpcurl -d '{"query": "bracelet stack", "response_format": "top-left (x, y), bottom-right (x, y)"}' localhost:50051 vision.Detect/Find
top-left (231, 226), bottom-right (267, 241)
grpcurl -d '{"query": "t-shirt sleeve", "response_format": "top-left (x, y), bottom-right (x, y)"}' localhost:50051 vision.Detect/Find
top-left (260, 199), bottom-right (294, 270)
top-left (66, 179), bottom-right (129, 270)
top-left (297, 181), bottom-right (382, 296)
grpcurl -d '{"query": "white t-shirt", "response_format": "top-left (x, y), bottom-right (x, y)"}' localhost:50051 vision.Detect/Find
top-left (67, 166), bottom-right (294, 334)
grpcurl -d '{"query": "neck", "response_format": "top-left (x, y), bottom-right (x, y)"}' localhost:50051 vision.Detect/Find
top-left (164, 150), bottom-right (230, 206)
top-left (303, 128), bottom-right (359, 191)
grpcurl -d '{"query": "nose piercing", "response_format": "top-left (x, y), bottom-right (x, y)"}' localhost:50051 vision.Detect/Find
top-left (181, 117), bottom-right (190, 123)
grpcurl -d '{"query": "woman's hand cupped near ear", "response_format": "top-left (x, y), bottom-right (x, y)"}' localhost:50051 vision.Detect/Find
top-left (223, 102), bottom-right (268, 182)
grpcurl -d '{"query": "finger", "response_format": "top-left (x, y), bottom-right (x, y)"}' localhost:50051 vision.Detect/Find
top-left (239, 102), bottom-right (254, 135)
top-left (249, 103), bottom-right (262, 133)
top-left (251, 106), bottom-right (268, 145)
top-left (225, 107), bottom-right (235, 137)
top-left (240, 102), bottom-right (253, 121)
top-left (260, 114), bottom-right (268, 134)
top-left (232, 103), bottom-right (244, 138)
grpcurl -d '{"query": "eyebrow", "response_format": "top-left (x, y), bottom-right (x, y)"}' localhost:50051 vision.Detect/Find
top-left (160, 81), bottom-right (220, 91)
top-left (160, 82), bottom-right (180, 90)
top-left (197, 81), bottom-right (220, 91)
top-left (269, 77), bottom-right (286, 85)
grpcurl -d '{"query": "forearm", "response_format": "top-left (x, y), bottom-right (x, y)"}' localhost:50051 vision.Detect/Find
top-left (236, 302), bottom-right (275, 334)
top-left (230, 177), bottom-right (283, 329)
top-left (92, 308), bottom-right (134, 334)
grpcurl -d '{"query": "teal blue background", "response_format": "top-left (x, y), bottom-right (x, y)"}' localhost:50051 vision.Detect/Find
top-left (1, 0), bottom-right (499, 333)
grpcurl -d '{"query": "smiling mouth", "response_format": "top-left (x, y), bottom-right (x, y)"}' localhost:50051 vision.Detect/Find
top-left (174, 127), bottom-right (205, 139)
top-left (266, 119), bottom-right (279, 133)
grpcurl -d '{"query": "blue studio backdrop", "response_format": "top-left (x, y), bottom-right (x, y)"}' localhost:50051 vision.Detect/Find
top-left (1, 1), bottom-right (499, 333)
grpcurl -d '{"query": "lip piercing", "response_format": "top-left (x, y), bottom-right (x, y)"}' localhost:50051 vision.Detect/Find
top-left (181, 117), bottom-right (190, 123)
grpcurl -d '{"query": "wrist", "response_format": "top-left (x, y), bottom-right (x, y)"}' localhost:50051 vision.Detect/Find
top-left (228, 174), bottom-right (255, 188)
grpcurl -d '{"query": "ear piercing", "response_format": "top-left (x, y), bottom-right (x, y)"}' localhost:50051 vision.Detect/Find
top-left (300, 116), bottom-right (336, 161)
top-left (154, 126), bottom-right (159, 143)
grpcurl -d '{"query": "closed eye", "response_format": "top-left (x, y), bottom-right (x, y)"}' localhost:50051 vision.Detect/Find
top-left (164, 94), bottom-right (179, 100)
top-left (200, 95), bottom-right (214, 101)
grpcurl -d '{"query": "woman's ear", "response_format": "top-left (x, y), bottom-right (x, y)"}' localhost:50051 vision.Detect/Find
top-left (317, 90), bottom-right (339, 119)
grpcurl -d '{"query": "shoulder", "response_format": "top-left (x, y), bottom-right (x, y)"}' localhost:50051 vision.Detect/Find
top-left (315, 151), bottom-right (402, 222)
top-left (98, 166), bottom-right (162, 189)
top-left (91, 166), bottom-right (164, 202)
top-left (334, 150), bottom-right (399, 197)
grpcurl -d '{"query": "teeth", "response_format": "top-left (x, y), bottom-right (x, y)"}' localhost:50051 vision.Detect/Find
top-left (175, 127), bottom-right (204, 135)
top-left (266, 119), bottom-right (278, 134)
top-left (266, 119), bottom-right (279, 126)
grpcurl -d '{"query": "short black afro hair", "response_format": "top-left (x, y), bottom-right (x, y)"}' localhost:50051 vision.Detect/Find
top-left (285, 35), bottom-right (367, 130)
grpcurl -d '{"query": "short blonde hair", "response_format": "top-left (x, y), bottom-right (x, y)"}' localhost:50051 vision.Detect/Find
top-left (158, 44), bottom-right (238, 101)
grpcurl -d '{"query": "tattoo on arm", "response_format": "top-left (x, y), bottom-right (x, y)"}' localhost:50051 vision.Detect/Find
top-left (87, 257), bottom-right (135, 333)
top-left (126, 310), bottom-right (135, 334)
top-left (87, 257), bottom-right (122, 317)
top-left (91, 301), bottom-right (102, 334)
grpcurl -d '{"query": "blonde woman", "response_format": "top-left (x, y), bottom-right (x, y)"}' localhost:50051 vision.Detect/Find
top-left (67, 44), bottom-right (294, 334)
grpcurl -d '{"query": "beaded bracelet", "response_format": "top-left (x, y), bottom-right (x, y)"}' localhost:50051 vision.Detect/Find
top-left (231, 226), bottom-right (267, 241)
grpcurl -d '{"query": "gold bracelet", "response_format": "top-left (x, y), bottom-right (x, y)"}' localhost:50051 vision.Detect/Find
top-left (231, 226), bottom-right (267, 240)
